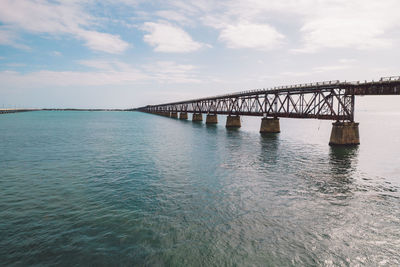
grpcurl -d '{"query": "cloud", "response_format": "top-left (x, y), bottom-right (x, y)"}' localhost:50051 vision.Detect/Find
top-left (143, 61), bottom-right (200, 83)
top-left (142, 0), bottom-right (400, 52)
top-left (280, 62), bottom-right (354, 78)
top-left (78, 59), bottom-right (135, 72)
top-left (155, 10), bottom-right (193, 25)
top-left (229, 0), bottom-right (400, 52)
top-left (78, 30), bottom-right (129, 54)
top-left (4, 0), bottom-right (397, 54)
top-left (80, 59), bottom-right (201, 83)
top-left (142, 22), bottom-right (207, 52)
top-left (0, 59), bottom-right (202, 88)
top-left (0, 69), bottom-right (148, 88)
top-left (312, 64), bottom-right (351, 73)
top-left (296, 11), bottom-right (394, 52)
top-left (0, 0), bottom-right (129, 53)
top-left (338, 58), bottom-right (356, 64)
top-left (218, 21), bottom-right (284, 50)
top-left (0, 27), bottom-right (30, 50)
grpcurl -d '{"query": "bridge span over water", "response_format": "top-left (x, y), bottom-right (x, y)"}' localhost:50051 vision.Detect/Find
top-left (137, 76), bottom-right (400, 146)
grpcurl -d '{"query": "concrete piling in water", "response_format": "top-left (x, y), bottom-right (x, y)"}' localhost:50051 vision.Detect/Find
top-left (170, 112), bottom-right (178, 118)
top-left (192, 113), bottom-right (203, 122)
top-left (260, 117), bottom-right (280, 133)
top-left (206, 114), bottom-right (218, 124)
top-left (179, 112), bottom-right (188, 120)
top-left (226, 115), bottom-right (241, 128)
top-left (329, 121), bottom-right (360, 146)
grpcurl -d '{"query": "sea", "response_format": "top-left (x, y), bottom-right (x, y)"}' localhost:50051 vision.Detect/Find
top-left (0, 96), bottom-right (399, 266)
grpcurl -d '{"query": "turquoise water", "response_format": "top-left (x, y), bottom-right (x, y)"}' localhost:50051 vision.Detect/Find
top-left (1, 97), bottom-right (399, 266)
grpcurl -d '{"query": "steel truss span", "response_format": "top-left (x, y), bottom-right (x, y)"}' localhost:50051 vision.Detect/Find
top-left (137, 76), bottom-right (400, 122)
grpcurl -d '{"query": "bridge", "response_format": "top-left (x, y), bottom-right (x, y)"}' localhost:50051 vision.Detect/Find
top-left (137, 76), bottom-right (400, 145)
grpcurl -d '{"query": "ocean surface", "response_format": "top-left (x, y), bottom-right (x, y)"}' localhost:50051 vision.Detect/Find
top-left (1, 96), bottom-right (399, 266)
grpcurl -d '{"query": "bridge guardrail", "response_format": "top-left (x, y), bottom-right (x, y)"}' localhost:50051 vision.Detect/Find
top-left (141, 76), bottom-right (400, 108)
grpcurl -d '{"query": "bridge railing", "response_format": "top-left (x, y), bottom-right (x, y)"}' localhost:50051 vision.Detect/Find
top-left (380, 76), bottom-right (400, 81)
top-left (139, 76), bottom-right (400, 110)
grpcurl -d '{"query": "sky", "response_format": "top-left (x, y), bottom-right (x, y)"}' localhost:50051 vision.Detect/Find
top-left (0, 0), bottom-right (400, 109)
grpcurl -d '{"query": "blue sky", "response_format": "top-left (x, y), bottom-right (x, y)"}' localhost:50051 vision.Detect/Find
top-left (1, 0), bottom-right (400, 108)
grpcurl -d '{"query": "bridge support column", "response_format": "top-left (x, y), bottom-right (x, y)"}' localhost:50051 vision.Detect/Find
top-left (179, 112), bottom-right (188, 120)
top-left (170, 112), bottom-right (178, 118)
top-left (226, 115), bottom-right (241, 128)
top-left (206, 114), bottom-right (218, 124)
top-left (260, 117), bottom-right (280, 133)
top-left (192, 113), bottom-right (203, 122)
top-left (329, 122), bottom-right (360, 146)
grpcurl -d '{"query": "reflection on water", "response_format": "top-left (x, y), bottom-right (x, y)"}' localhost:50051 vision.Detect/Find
top-left (329, 146), bottom-right (359, 175)
top-left (258, 133), bottom-right (280, 166)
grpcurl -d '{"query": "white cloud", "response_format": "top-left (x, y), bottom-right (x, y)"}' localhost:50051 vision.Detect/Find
top-left (142, 22), bottom-right (207, 53)
top-left (4, 0), bottom-right (398, 54)
top-left (0, 59), bottom-right (202, 88)
top-left (0, 0), bottom-right (129, 54)
top-left (338, 58), bottom-right (357, 64)
top-left (144, 61), bottom-right (200, 83)
top-left (78, 30), bottom-right (129, 54)
top-left (0, 69), bottom-right (147, 88)
top-left (312, 64), bottom-right (351, 73)
top-left (0, 27), bottom-right (30, 50)
top-left (280, 62), bottom-right (354, 78)
top-left (296, 13), bottom-right (393, 52)
top-left (155, 10), bottom-right (193, 25)
top-left (79, 59), bottom-right (201, 83)
top-left (218, 21), bottom-right (284, 50)
top-left (147, 0), bottom-right (400, 52)
top-left (78, 59), bottom-right (135, 72)
top-left (228, 0), bottom-right (400, 52)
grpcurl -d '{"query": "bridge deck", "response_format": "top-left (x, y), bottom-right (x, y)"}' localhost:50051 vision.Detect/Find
top-left (138, 76), bottom-right (400, 121)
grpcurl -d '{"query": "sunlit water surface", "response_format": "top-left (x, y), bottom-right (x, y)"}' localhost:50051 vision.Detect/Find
top-left (1, 97), bottom-right (399, 266)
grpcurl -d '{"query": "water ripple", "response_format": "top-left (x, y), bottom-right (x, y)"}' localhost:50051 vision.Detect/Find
top-left (0, 111), bottom-right (399, 266)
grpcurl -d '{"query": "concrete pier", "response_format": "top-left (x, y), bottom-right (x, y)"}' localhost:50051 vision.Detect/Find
top-left (179, 112), bottom-right (188, 120)
top-left (206, 114), bottom-right (218, 124)
top-left (192, 113), bottom-right (203, 122)
top-left (260, 118), bottom-right (280, 133)
top-left (329, 122), bottom-right (360, 146)
top-left (170, 112), bottom-right (178, 118)
top-left (226, 115), bottom-right (241, 128)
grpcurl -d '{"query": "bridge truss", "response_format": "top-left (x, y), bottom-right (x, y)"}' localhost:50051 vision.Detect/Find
top-left (138, 77), bottom-right (400, 122)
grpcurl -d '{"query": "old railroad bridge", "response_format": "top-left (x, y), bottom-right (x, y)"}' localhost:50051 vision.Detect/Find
top-left (137, 76), bottom-right (400, 145)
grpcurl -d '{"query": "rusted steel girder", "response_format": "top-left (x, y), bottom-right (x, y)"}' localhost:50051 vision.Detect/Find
top-left (138, 76), bottom-right (400, 122)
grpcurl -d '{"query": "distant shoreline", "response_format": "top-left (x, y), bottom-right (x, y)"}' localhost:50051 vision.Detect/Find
top-left (0, 108), bottom-right (136, 114)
